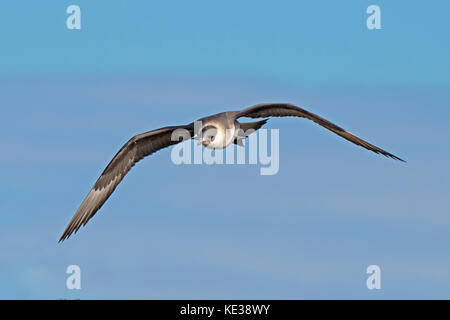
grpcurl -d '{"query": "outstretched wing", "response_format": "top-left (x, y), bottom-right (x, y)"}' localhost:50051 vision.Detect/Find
top-left (59, 124), bottom-right (194, 242)
top-left (234, 103), bottom-right (404, 161)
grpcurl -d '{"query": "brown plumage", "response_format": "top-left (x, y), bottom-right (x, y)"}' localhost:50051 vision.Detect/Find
top-left (59, 124), bottom-right (194, 242)
top-left (59, 102), bottom-right (404, 242)
top-left (235, 103), bottom-right (404, 161)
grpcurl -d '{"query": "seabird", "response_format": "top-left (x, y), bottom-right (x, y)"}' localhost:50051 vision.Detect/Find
top-left (59, 102), bottom-right (404, 242)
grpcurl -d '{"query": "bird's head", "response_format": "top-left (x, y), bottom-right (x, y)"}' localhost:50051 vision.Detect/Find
top-left (200, 125), bottom-right (218, 148)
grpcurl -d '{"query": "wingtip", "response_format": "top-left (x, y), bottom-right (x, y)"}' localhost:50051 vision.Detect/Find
top-left (58, 228), bottom-right (74, 243)
top-left (58, 233), bottom-right (67, 243)
top-left (391, 154), bottom-right (406, 163)
top-left (388, 155), bottom-right (406, 163)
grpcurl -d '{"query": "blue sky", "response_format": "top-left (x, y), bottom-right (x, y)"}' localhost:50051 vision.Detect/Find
top-left (0, 1), bottom-right (449, 299)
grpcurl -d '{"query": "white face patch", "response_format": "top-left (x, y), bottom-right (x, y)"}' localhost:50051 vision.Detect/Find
top-left (202, 124), bottom-right (236, 149)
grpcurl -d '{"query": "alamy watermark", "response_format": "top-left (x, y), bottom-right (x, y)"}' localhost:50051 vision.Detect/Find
top-left (170, 120), bottom-right (280, 175)
top-left (366, 265), bottom-right (381, 290)
top-left (366, 5), bottom-right (381, 30)
top-left (66, 265), bottom-right (81, 290)
top-left (66, 5), bottom-right (81, 30)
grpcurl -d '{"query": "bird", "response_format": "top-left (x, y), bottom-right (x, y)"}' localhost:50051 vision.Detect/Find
top-left (59, 102), bottom-right (404, 242)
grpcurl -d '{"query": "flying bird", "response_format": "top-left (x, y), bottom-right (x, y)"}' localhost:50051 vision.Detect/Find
top-left (59, 103), bottom-right (404, 242)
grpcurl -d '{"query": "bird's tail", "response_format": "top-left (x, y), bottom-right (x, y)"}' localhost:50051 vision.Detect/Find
top-left (239, 119), bottom-right (268, 132)
top-left (234, 119), bottom-right (269, 146)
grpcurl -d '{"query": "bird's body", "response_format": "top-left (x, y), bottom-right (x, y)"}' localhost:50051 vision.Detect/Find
top-left (195, 112), bottom-right (238, 149)
top-left (59, 103), bottom-right (404, 242)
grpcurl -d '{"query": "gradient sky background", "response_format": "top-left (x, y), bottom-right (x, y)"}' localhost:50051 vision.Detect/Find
top-left (0, 1), bottom-right (449, 299)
